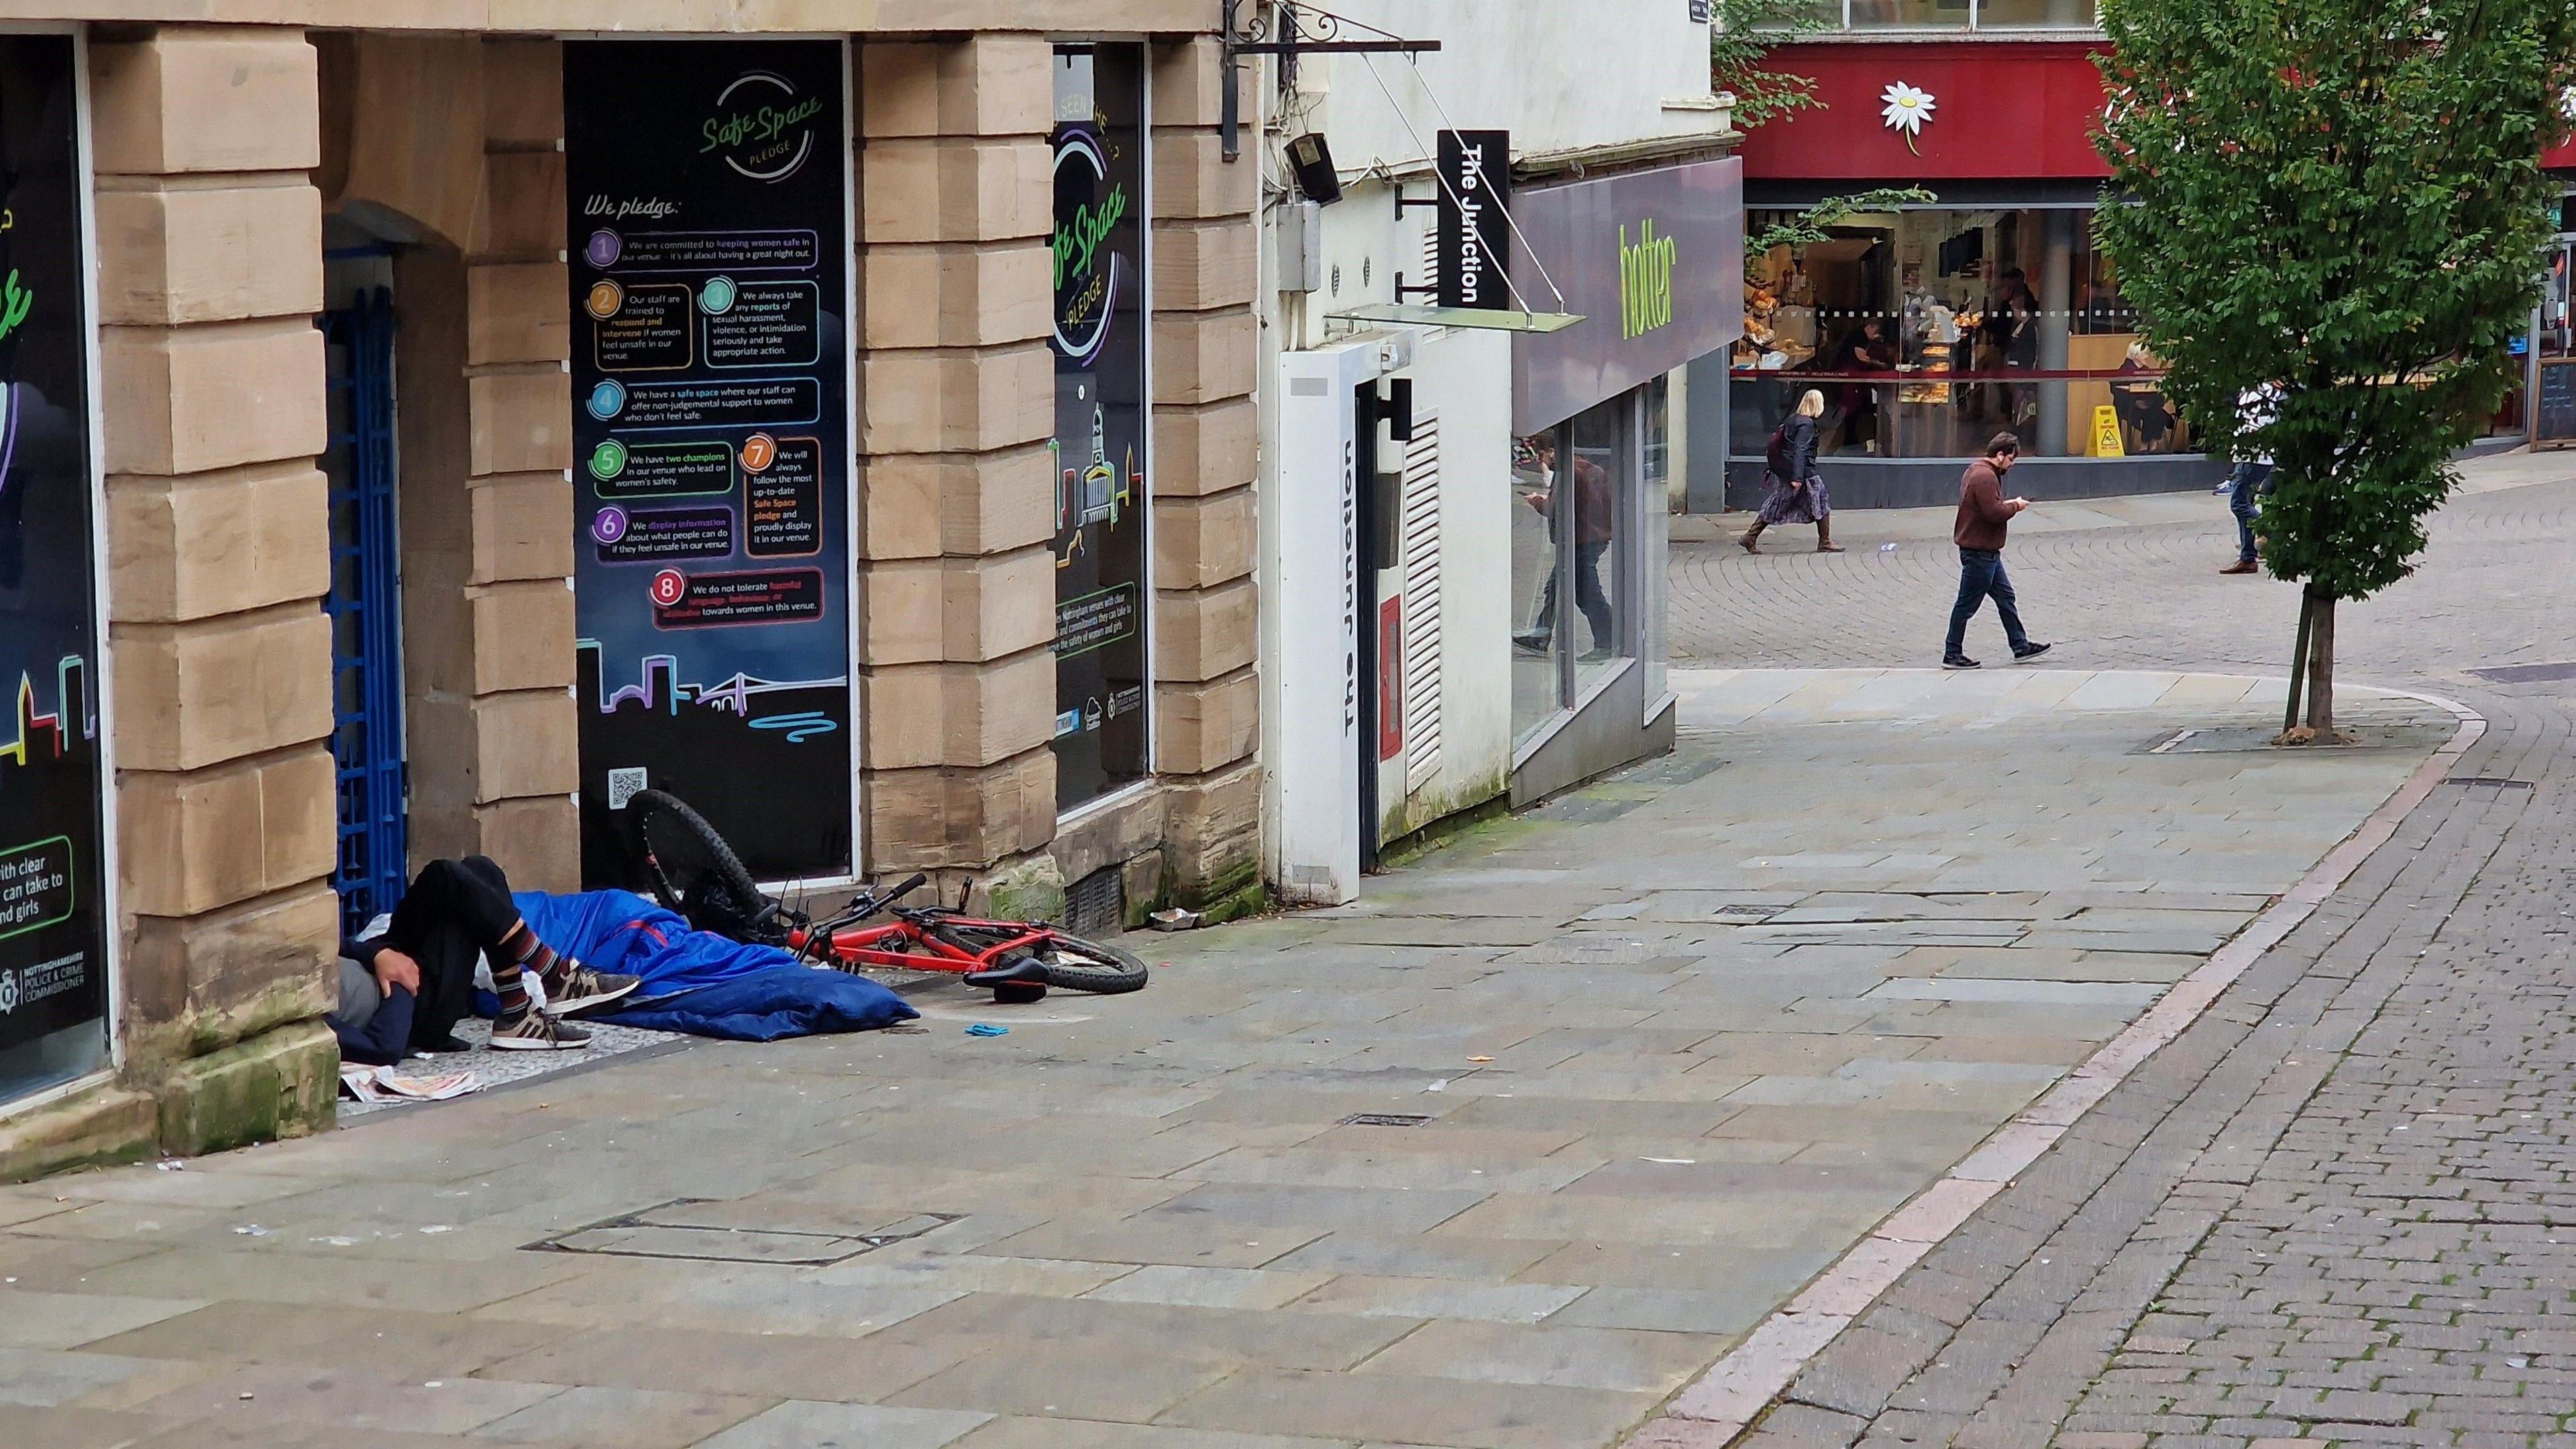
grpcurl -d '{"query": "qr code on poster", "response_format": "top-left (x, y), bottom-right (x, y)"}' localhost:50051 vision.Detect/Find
top-left (606, 767), bottom-right (649, 811)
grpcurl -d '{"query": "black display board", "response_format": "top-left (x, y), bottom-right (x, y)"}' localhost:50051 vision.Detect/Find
top-left (0, 34), bottom-right (109, 1104)
top-left (2535, 357), bottom-right (2576, 449)
top-left (1051, 46), bottom-right (1152, 810)
top-left (565, 40), bottom-right (854, 884)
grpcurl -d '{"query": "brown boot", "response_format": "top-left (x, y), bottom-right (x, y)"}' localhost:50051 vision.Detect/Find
top-left (1815, 517), bottom-right (1843, 553)
top-left (1737, 521), bottom-right (1765, 554)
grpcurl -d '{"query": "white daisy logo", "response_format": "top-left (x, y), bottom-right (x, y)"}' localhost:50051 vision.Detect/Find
top-left (1881, 82), bottom-right (1937, 156)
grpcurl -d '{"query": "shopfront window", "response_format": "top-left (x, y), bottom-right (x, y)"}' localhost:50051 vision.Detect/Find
top-left (0, 34), bottom-right (112, 1107)
top-left (1050, 45), bottom-right (1152, 812)
top-left (1641, 375), bottom-right (1671, 710)
top-left (2535, 231), bottom-right (2576, 446)
top-left (1509, 430), bottom-right (1564, 745)
top-left (1566, 398), bottom-right (1629, 692)
top-left (1733, 205), bottom-right (2191, 461)
top-left (1513, 388), bottom-right (1660, 747)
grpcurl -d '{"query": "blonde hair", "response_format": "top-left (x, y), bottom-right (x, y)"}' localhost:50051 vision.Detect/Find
top-left (1796, 389), bottom-right (1827, 419)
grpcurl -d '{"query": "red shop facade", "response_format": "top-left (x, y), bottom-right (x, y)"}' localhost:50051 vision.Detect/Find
top-left (1721, 41), bottom-right (2576, 507)
top-left (1723, 41), bottom-right (2224, 508)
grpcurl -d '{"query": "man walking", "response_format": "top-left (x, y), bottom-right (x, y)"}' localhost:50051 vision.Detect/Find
top-left (2219, 382), bottom-right (2279, 575)
top-left (1944, 432), bottom-right (2051, 669)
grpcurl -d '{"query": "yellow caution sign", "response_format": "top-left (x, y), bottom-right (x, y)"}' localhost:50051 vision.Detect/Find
top-left (2090, 404), bottom-right (2126, 458)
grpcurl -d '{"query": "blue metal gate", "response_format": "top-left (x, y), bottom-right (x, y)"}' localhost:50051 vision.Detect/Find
top-left (322, 282), bottom-right (407, 934)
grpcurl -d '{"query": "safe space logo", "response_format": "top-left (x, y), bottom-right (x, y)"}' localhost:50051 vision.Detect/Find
top-left (702, 70), bottom-right (823, 182)
top-left (1053, 126), bottom-right (1128, 368)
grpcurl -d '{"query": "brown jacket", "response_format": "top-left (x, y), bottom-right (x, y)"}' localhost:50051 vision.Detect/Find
top-left (1953, 460), bottom-right (2017, 550)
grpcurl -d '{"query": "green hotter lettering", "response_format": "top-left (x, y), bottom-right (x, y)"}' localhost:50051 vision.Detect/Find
top-left (0, 269), bottom-right (34, 345)
top-left (1619, 221), bottom-right (1677, 341)
top-left (702, 96), bottom-right (824, 154)
top-left (1053, 184), bottom-right (1130, 290)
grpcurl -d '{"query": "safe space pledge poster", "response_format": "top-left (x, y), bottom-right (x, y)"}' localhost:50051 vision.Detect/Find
top-left (564, 40), bottom-right (854, 885)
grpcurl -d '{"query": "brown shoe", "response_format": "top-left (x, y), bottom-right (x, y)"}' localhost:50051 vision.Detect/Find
top-left (1737, 531), bottom-right (1762, 555)
top-left (2220, 559), bottom-right (2259, 575)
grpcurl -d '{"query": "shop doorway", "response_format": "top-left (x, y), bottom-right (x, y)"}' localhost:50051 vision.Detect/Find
top-left (321, 254), bottom-right (408, 932)
top-left (1352, 378), bottom-right (1411, 874)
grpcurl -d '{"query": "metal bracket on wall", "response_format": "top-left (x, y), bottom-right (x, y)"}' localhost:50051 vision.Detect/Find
top-left (1219, 0), bottom-right (1441, 161)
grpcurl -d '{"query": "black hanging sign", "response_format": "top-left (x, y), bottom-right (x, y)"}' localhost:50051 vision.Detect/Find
top-left (1436, 129), bottom-right (1513, 310)
top-left (0, 34), bottom-right (111, 1104)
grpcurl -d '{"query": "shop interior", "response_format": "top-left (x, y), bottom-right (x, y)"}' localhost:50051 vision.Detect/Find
top-left (1734, 205), bottom-right (2190, 462)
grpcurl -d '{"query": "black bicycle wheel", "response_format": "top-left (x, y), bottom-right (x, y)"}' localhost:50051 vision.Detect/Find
top-left (1029, 932), bottom-right (1150, 995)
top-left (627, 789), bottom-right (777, 941)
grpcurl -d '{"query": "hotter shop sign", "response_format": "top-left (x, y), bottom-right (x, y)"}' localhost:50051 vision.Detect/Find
top-left (1511, 156), bottom-right (1743, 433)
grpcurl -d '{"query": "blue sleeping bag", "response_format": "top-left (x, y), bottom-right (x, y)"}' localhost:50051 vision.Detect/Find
top-left (506, 889), bottom-right (918, 1041)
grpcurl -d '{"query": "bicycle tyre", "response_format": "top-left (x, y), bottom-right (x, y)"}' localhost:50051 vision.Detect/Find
top-left (627, 789), bottom-right (777, 941)
top-left (1029, 930), bottom-right (1150, 995)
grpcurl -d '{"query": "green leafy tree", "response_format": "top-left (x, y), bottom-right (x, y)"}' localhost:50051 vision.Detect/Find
top-left (1746, 188), bottom-right (1940, 262)
top-left (2094, 0), bottom-right (2576, 740)
top-left (1712, 0), bottom-right (1837, 131)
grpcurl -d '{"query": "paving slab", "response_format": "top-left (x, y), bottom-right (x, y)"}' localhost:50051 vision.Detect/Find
top-left (0, 669), bottom-right (2452, 1449)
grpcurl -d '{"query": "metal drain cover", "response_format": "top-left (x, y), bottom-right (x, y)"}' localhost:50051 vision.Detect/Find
top-left (1341, 1112), bottom-right (1434, 1127)
top-left (2446, 776), bottom-right (2536, 791)
top-left (529, 1199), bottom-right (959, 1265)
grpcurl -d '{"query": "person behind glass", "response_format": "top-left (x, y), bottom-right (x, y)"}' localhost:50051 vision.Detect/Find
top-left (330, 856), bottom-right (643, 1062)
top-left (1988, 270), bottom-right (2040, 429)
top-left (1828, 318), bottom-right (1898, 452)
top-left (1515, 433), bottom-right (1617, 659)
top-left (1943, 431), bottom-right (2051, 670)
top-left (1738, 389), bottom-right (1839, 555)
top-left (2219, 382), bottom-right (2280, 575)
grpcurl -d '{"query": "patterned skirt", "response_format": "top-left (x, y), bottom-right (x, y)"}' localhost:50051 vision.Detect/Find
top-left (1756, 472), bottom-right (1829, 526)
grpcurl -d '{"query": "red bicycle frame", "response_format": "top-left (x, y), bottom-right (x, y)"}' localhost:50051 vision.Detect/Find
top-left (789, 916), bottom-right (1055, 976)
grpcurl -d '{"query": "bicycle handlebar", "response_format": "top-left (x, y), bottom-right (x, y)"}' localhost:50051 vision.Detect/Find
top-left (881, 873), bottom-right (929, 908)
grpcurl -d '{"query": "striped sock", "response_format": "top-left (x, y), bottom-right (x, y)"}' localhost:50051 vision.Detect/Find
top-left (492, 960), bottom-right (529, 1021)
top-left (498, 920), bottom-right (565, 990)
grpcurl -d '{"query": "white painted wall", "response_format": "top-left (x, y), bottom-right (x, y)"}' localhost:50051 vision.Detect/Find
top-left (1376, 325), bottom-right (1513, 844)
top-left (1252, 1), bottom-right (1728, 892)
top-left (1284, 0), bottom-right (1726, 171)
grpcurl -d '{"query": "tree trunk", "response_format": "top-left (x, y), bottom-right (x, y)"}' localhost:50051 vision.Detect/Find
top-left (2302, 590), bottom-right (2337, 737)
top-left (2283, 591), bottom-right (2314, 737)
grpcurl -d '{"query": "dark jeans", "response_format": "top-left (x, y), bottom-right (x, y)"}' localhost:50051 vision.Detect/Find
top-left (2228, 462), bottom-right (2272, 562)
top-left (1945, 547), bottom-right (2030, 658)
top-left (380, 856), bottom-right (525, 1051)
top-left (1534, 539), bottom-right (1613, 649)
top-left (334, 983), bottom-right (416, 1067)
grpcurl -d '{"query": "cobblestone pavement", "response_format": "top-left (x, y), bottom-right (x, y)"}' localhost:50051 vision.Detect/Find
top-left (1662, 456), bottom-right (2576, 1448)
top-left (0, 671), bottom-right (2448, 1449)
top-left (1672, 452), bottom-right (2576, 688)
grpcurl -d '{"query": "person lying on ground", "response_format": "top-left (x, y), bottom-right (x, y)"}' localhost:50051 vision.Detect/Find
top-left (331, 856), bottom-right (643, 1059)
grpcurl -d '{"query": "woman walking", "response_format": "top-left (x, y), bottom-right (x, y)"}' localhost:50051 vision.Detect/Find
top-left (1740, 389), bottom-right (1840, 553)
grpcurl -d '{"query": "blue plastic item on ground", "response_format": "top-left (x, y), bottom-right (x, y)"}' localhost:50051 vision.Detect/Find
top-left (965, 1023), bottom-right (1009, 1037)
top-left (488, 887), bottom-right (919, 1040)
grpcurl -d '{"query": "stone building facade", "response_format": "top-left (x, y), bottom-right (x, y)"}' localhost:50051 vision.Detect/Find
top-left (0, 3), bottom-right (1258, 1179)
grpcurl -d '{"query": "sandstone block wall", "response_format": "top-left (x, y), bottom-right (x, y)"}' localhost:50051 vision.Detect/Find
top-left (90, 23), bottom-right (338, 1137)
top-left (856, 36), bottom-right (1061, 878)
top-left (1146, 37), bottom-right (1260, 912)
